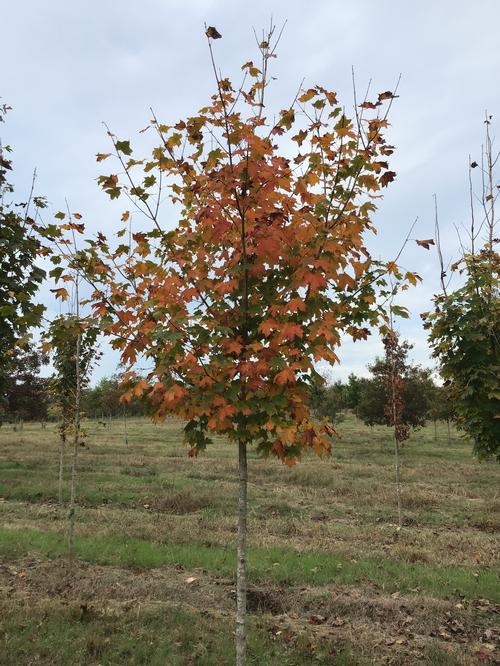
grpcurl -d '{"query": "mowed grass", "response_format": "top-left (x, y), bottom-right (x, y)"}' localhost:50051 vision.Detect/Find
top-left (0, 415), bottom-right (499, 665)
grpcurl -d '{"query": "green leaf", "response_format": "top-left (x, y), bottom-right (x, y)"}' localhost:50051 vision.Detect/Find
top-left (49, 267), bottom-right (64, 282)
top-left (115, 140), bottom-right (132, 156)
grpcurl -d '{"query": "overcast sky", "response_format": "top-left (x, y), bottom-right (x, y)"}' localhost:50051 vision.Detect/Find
top-left (2, 0), bottom-right (499, 383)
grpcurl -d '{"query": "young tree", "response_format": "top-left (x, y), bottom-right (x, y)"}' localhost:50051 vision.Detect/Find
top-left (425, 117), bottom-right (499, 461)
top-left (0, 104), bottom-right (46, 413)
top-left (357, 335), bottom-right (434, 526)
top-left (427, 254), bottom-right (499, 458)
top-left (45, 27), bottom-right (414, 664)
top-left (357, 348), bottom-right (433, 432)
top-left (45, 314), bottom-right (98, 542)
top-left (382, 331), bottom-right (410, 528)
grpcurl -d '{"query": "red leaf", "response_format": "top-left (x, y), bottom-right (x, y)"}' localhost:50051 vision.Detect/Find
top-left (416, 239), bottom-right (435, 250)
top-left (380, 171), bottom-right (396, 187)
top-left (205, 26), bottom-right (222, 39)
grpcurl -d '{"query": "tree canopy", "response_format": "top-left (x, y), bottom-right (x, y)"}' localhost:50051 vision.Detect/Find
top-left (48, 58), bottom-right (413, 464)
top-left (357, 339), bottom-right (434, 432)
top-left (426, 251), bottom-right (499, 459)
top-left (425, 119), bottom-right (499, 462)
top-left (0, 104), bottom-right (45, 409)
top-left (0, 348), bottom-right (49, 422)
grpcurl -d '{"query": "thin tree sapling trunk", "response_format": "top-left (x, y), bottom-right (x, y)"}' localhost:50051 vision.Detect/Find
top-left (393, 436), bottom-right (402, 529)
top-left (123, 408), bottom-right (128, 445)
top-left (68, 330), bottom-right (81, 557)
top-left (236, 439), bottom-right (248, 666)
top-left (384, 331), bottom-right (409, 531)
top-left (68, 269), bottom-right (82, 558)
top-left (58, 430), bottom-right (65, 505)
top-left (390, 368), bottom-right (403, 530)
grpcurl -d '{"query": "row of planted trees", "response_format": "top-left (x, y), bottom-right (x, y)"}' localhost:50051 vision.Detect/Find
top-left (0, 340), bottom-right (453, 432)
top-left (1, 24), bottom-right (498, 665)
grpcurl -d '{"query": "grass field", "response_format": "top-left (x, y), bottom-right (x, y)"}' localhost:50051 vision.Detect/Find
top-left (0, 415), bottom-right (498, 665)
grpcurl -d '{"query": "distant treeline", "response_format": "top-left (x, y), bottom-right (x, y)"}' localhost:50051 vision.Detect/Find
top-left (0, 349), bottom-right (146, 423)
top-left (310, 363), bottom-right (455, 430)
top-left (1, 348), bottom-right (454, 432)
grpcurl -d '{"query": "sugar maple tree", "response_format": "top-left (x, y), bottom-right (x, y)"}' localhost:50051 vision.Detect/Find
top-left (45, 26), bottom-right (416, 665)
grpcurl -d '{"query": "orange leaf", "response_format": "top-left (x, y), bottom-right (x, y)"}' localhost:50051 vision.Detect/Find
top-left (133, 380), bottom-right (149, 397)
top-left (386, 261), bottom-right (398, 274)
top-left (260, 319), bottom-right (277, 336)
top-left (298, 89), bottom-right (317, 103)
top-left (287, 297), bottom-right (306, 313)
top-left (275, 367), bottom-right (295, 385)
top-left (50, 287), bottom-right (69, 301)
top-left (225, 340), bottom-right (243, 355)
top-left (280, 323), bottom-right (303, 340)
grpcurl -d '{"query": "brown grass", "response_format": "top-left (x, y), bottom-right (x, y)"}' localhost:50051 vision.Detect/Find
top-left (0, 414), bottom-right (498, 664)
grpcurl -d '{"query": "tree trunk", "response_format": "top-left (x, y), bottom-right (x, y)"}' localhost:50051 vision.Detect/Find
top-left (394, 436), bottom-right (402, 529)
top-left (58, 431), bottom-right (65, 505)
top-left (447, 419), bottom-right (451, 443)
top-left (68, 333), bottom-right (81, 558)
top-left (236, 439), bottom-right (248, 666)
top-left (434, 418), bottom-right (437, 441)
top-left (389, 346), bottom-right (402, 530)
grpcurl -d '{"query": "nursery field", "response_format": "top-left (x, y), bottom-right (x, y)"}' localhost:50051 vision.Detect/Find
top-left (0, 415), bottom-right (498, 665)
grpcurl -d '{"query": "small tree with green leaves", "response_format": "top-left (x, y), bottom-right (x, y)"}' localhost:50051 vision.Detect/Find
top-left (425, 116), bottom-right (499, 461)
top-left (0, 104), bottom-right (46, 414)
top-left (45, 314), bottom-right (98, 548)
top-left (426, 253), bottom-right (499, 458)
top-left (357, 347), bottom-right (433, 433)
